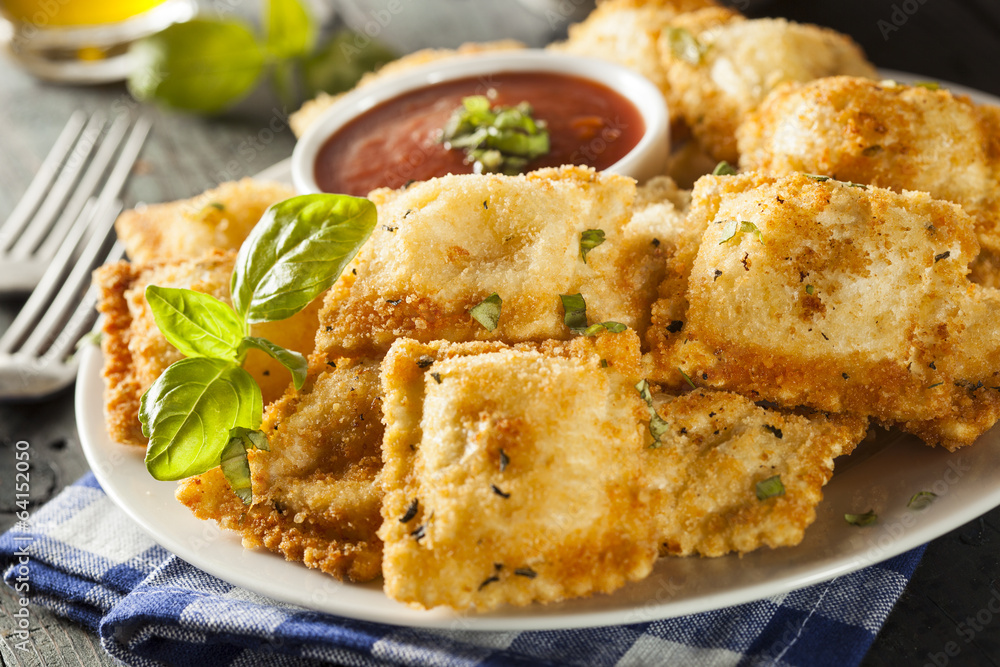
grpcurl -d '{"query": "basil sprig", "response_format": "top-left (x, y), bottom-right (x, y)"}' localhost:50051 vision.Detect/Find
top-left (128, 0), bottom-right (394, 113)
top-left (442, 96), bottom-right (550, 175)
top-left (140, 194), bottom-right (376, 503)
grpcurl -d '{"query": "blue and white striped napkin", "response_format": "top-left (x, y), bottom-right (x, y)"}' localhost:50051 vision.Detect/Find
top-left (1, 473), bottom-right (923, 666)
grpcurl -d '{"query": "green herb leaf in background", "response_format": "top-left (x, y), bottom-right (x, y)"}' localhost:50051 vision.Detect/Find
top-left (240, 336), bottom-right (308, 390)
top-left (145, 285), bottom-right (244, 361)
top-left (141, 358), bottom-right (262, 481)
top-left (128, 0), bottom-right (396, 114)
top-left (265, 0), bottom-right (315, 59)
top-left (129, 19), bottom-right (265, 114)
top-left (220, 427), bottom-right (270, 504)
top-left (301, 31), bottom-right (396, 100)
top-left (232, 194), bottom-right (377, 324)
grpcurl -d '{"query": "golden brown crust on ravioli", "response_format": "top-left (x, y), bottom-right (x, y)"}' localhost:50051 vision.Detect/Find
top-left (377, 333), bottom-right (657, 611)
top-left (176, 357), bottom-right (385, 582)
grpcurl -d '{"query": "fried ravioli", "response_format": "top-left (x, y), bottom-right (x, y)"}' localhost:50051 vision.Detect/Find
top-left (649, 172), bottom-right (1000, 450)
top-left (664, 18), bottom-right (876, 162)
top-left (314, 166), bottom-right (665, 357)
top-left (737, 76), bottom-right (1000, 267)
top-left (646, 389), bottom-right (868, 556)
top-left (377, 334), bottom-right (656, 611)
top-left (94, 250), bottom-right (320, 446)
top-left (115, 179), bottom-right (294, 264)
top-left (176, 357), bottom-right (384, 582)
top-left (552, 0), bottom-right (732, 120)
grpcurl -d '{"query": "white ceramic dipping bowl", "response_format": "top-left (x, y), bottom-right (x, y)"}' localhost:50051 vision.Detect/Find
top-left (291, 49), bottom-right (669, 194)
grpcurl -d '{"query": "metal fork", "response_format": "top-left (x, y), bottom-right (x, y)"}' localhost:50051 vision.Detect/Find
top-left (0, 111), bottom-right (151, 293)
top-left (0, 198), bottom-right (126, 400)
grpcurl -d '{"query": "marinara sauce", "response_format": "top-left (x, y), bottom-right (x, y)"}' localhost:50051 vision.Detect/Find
top-left (314, 71), bottom-right (645, 196)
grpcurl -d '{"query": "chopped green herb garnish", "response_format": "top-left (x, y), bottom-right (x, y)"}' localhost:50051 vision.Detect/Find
top-left (845, 510), bottom-right (877, 526)
top-left (763, 424), bottom-right (783, 439)
top-left (907, 491), bottom-right (937, 510)
top-left (514, 567), bottom-right (537, 579)
top-left (666, 26), bottom-right (706, 65)
top-left (805, 284), bottom-right (815, 295)
top-left (914, 81), bottom-right (941, 90)
top-left (499, 449), bottom-right (509, 472)
top-left (718, 220), bottom-right (764, 245)
top-left (934, 251), bottom-right (950, 263)
top-left (756, 475), bottom-right (785, 501)
top-left (928, 382), bottom-right (944, 389)
top-left (478, 575), bottom-right (500, 590)
top-left (441, 95), bottom-right (550, 175)
top-left (470, 293), bottom-right (502, 331)
top-left (209, 201), bottom-right (225, 210)
top-left (805, 174), bottom-right (831, 182)
top-left (678, 367), bottom-right (696, 390)
top-left (712, 161), bottom-right (737, 176)
top-left (430, 372), bottom-right (443, 384)
top-left (635, 379), bottom-right (671, 447)
top-left (491, 484), bottom-right (511, 499)
top-left (580, 229), bottom-right (606, 263)
top-left (862, 145), bottom-right (883, 157)
top-left (600, 358), bottom-right (608, 368)
top-left (559, 293), bottom-right (625, 335)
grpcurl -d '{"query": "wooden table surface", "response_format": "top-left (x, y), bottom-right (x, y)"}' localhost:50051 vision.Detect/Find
top-left (2, 1), bottom-right (1000, 665)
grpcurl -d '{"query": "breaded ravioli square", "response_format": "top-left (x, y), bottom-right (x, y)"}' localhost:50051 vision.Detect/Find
top-left (377, 333), bottom-right (657, 611)
top-left (650, 172), bottom-right (1000, 450)
top-left (314, 166), bottom-right (668, 356)
top-left (115, 178), bottom-right (294, 264)
top-left (176, 357), bottom-right (385, 582)
top-left (645, 389), bottom-right (868, 557)
top-left (93, 250), bottom-right (320, 445)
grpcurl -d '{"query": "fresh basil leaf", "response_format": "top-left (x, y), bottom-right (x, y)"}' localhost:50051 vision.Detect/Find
top-left (845, 510), bottom-right (878, 526)
top-left (220, 427), bottom-right (269, 504)
top-left (265, 0), bottom-right (315, 60)
top-left (232, 194), bottom-right (377, 324)
top-left (635, 379), bottom-right (670, 448)
top-left (302, 31), bottom-right (396, 99)
top-left (756, 475), bottom-right (785, 500)
top-left (470, 293), bottom-right (502, 331)
top-left (128, 19), bottom-right (265, 114)
top-left (580, 229), bottom-right (606, 263)
top-left (145, 285), bottom-right (244, 361)
top-left (712, 161), bottom-right (737, 176)
top-left (560, 293), bottom-right (588, 332)
top-left (240, 336), bottom-right (308, 390)
top-left (141, 358), bottom-right (262, 481)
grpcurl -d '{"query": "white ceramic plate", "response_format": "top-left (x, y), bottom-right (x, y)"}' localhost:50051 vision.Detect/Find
top-left (78, 72), bottom-right (1000, 631)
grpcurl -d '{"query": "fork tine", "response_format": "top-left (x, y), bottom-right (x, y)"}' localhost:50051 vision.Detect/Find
top-left (8, 111), bottom-right (106, 259)
top-left (18, 200), bottom-right (122, 359)
top-left (46, 240), bottom-right (127, 364)
top-left (0, 110), bottom-right (87, 253)
top-left (0, 198), bottom-right (97, 355)
top-left (31, 113), bottom-right (132, 263)
top-left (92, 114), bottom-right (152, 219)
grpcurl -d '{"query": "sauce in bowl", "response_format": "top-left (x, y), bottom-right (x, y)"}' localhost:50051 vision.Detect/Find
top-left (313, 71), bottom-right (646, 196)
